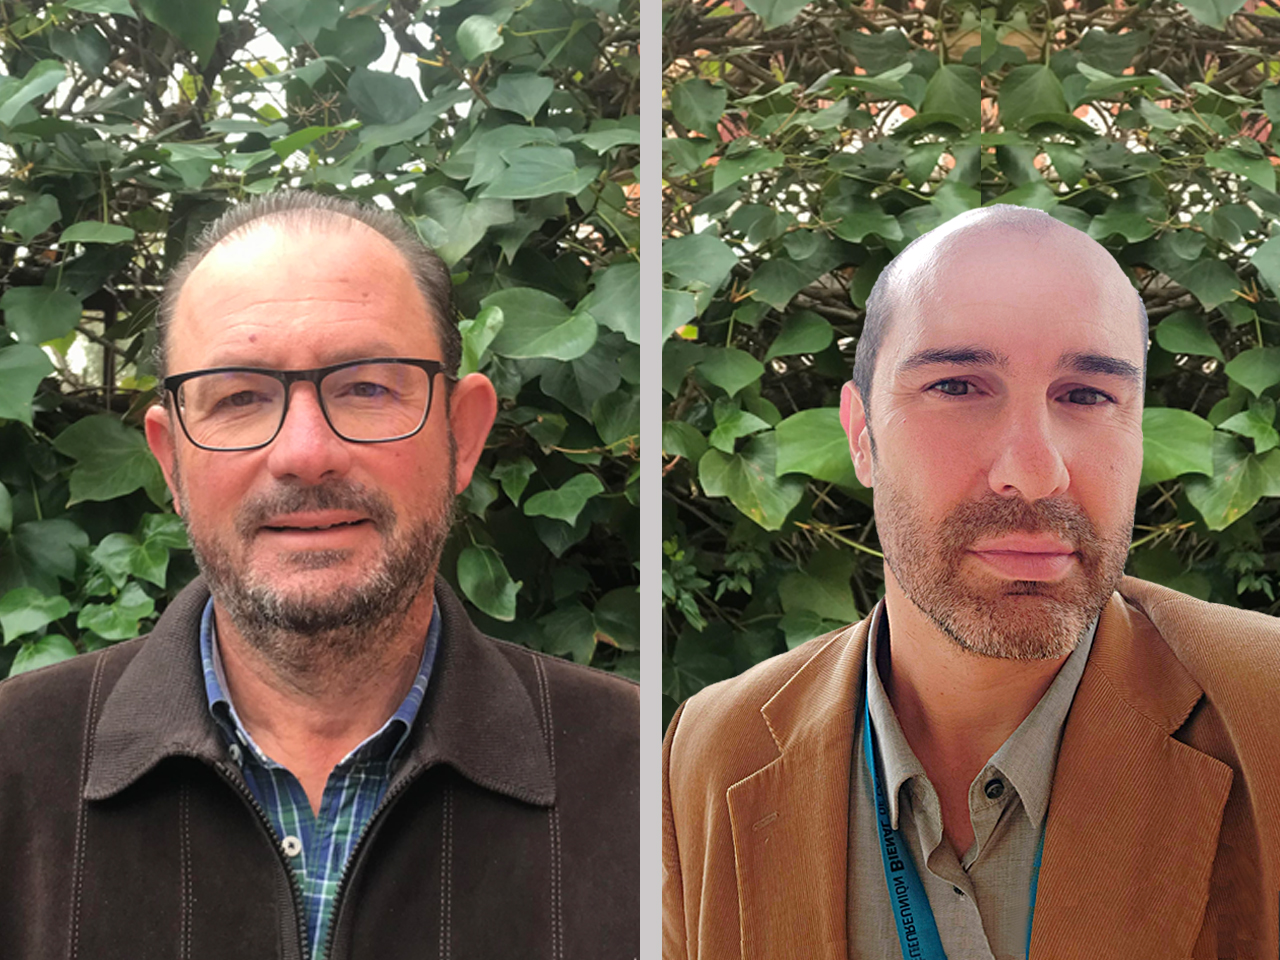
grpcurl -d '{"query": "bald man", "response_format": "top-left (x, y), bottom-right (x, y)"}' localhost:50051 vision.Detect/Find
top-left (662, 207), bottom-right (1280, 960)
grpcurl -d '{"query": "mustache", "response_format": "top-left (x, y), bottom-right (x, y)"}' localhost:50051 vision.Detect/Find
top-left (234, 481), bottom-right (398, 538)
top-left (941, 493), bottom-right (1100, 554)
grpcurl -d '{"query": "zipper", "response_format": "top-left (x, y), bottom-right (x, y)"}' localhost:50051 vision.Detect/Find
top-left (213, 760), bottom-right (311, 960)
top-left (319, 763), bottom-right (430, 960)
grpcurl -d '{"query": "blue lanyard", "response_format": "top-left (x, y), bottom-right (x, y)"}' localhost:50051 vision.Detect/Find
top-left (863, 697), bottom-right (1044, 960)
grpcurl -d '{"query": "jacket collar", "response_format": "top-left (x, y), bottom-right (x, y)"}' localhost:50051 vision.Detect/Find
top-left (725, 580), bottom-right (1233, 960)
top-left (85, 577), bottom-right (555, 807)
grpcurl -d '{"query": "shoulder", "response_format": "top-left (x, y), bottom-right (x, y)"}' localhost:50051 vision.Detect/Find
top-left (666, 624), bottom-right (859, 789)
top-left (1119, 576), bottom-right (1280, 683)
top-left (487, 636), bottom-right (637, 728)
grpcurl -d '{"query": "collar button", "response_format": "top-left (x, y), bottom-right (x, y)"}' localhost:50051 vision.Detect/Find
top-left (984, 778), bottom-right (1005, 800)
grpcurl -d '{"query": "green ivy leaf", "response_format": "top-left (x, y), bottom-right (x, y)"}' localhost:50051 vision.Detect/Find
top-left (1251, 235), bottom-right (1280, 297)
top-left (0, 286), bottom-right (82, 345)
top-left (482, 287), bottom-right (598, 361)
top-left (0, 61), bottom-right (66, 127)
top-left (141, 512), bottom-right (189, 550)
top-left (523, 473), bottom-right (605, 525)
top-left (60, 221), bottom-right (136, 244)
top-left (920, 64), bottom-right (981, 126)
top-left (4, 194), bottom-right (60, 241)
top-left (593, 587), bottom-right (639, 651)
top-left (456, 544), bottom-right (521, 621)
top-left (662, 289), bottom-right (697, 339)
top-left (64, 0), bottom-right (136, 16)
top-left (410, 186), bottom-right (514, 265)
top-left (741, 0), bottom-right (810, 30)
top-left (492, 457), bottom-right (537, 505)
top-left (456, 13), bottom-right (506, 61)
top-left (539, 602), bottom-right (596, 663)
top-left (313, 15), bottom-right (385, 65)
top-left (1185, 433), bottom-right (1280, 530)
top-left (0, 483), bottom-right (10, 534)
top-left (480, 146), bottom-right (600, 199)
top-left (579, 260), bottom-right (639, 343)
top-left (0, 588), bottom-right (71, 643)
top-left (775, 407), bottom-right (863, 487)
top-left (1224, 347), bottom-right (1280, 397)
top-left (1206, 148), bottom-right (1276, 193)
top-left (488, 73), bottom-right (555, 122)
top-left (778, 549), bottom-right (859, 623)
top-left (348, 66), bottom-right (421, 126)
top-left (824, 195), bottom-right (904, 244)
top-left (663, 420), bottom-right (707, 463)
top-left (458, 304), bottom-right (505, 378)
top-left (765, 310), bottom-right (834, 360)
top-left (1176, 0), bottom-right (1248, 30)
top-left (998, 65), bottom-right (1068, 129)
top-left (1218, 398), bottom-right (1280, 454)
top-left (712, 147), bottom-right (785, 194)
top-left (1153, 310), bottom-right (1224, 361)
top-left (707, 399), bottom-right (771, 453)
top-left (699, 434), bottom-right (804, 531)
top-left (0, 519), bottom-right (89, 596)
top-left (1141, 407), bottom-right (1215, 485)
top-left (669, 79), bottom-right (727, 136)
top-left (52, 414), bottom-right (168, 507)
top-left (136, 0), bottom-right (220, 64)
top-left (593, 386), bottom-right (640, 447)
top-left (0, 343), bottom-right (55, 426)
top-left (696, 347), bottom-right (764, 397)
top-left (77, 581), bottom-right (155, 641)
top-left (9, 635), bottom-right (78, 677)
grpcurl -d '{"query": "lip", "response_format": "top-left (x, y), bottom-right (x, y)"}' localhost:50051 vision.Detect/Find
top-left (967, 535), bottom-right (1074, 554)
top-left (258, 511), bottom-right (370, 533)
top-left (968, 548), bottom-right (1077, 581)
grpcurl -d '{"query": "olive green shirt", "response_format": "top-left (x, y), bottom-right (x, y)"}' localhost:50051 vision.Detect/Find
top-left (848, 601), bottom-right (1097, 960)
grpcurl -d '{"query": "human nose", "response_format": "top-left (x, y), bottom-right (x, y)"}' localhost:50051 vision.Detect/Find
top-left (986, 403), bottom-right (1070, 502)
top-left (265, 382), bottom-right (353, 484)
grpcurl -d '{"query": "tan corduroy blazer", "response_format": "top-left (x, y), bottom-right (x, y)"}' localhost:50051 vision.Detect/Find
top-left (663, 577), bottom-right (1280, 960)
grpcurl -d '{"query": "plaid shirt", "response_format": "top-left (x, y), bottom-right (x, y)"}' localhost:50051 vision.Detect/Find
top-left (199, 599), bottom-right (439, 960)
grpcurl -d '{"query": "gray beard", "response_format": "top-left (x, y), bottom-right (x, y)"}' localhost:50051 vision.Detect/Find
top-left (178, 471), bottom-right (455, 688)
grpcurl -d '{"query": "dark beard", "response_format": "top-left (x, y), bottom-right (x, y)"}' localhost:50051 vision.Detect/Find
top-left (180, 472), bottom-right (455, 686)
top-left (876, 481), bottom-right (1130, 661)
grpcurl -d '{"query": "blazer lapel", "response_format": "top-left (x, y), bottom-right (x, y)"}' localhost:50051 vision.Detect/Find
top-left (1031, 592), bottom-right (1234, 959)
top-left (727, 619), bottom-right (868, 960)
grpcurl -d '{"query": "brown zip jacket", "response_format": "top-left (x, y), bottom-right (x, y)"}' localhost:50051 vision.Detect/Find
top-left (663, 577), bottom-right (1280, 960)
top-left (0, 576), bottom-right (638, 959)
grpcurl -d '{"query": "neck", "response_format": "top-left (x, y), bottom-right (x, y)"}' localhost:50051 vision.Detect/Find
top-left (212, 585), bottom-right (436, 811)
top-left (878, 574), bottom-right (1069, 799)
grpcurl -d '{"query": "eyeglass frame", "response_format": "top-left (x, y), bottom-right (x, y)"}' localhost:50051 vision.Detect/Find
top-left (162, 357), bottom-right (455, 452)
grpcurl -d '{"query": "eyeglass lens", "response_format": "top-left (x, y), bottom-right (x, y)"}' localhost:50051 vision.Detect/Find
top-left (176, 362), bottom-right (433, 449)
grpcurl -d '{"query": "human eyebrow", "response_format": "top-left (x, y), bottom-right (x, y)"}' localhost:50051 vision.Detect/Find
top-left (897, 346), bottom-right (1009, 376)
top-left (1056, 351), bottom-right (1143, 385)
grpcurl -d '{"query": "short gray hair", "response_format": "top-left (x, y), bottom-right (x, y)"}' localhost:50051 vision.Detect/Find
top-left (157, 191), bottom-right (460, 380)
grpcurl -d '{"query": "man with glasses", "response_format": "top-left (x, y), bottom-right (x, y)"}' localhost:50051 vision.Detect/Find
top-left (0, 192), bottom-right (638, 959)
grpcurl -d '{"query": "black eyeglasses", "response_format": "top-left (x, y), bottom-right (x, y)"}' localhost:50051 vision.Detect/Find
top-left (163, 358), bottom-right (453, 452)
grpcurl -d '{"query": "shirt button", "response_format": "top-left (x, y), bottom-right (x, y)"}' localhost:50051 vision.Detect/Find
top-left (984, 778), bottom-right (1005, 799)
top-left (228, 744), bottom-right (242, 765)
top-left (281, 836), bottom-right (303, 858)
top-left (953, 886), bottom-right (964, 896)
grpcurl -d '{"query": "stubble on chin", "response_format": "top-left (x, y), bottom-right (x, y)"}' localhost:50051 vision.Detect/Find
top-left (176, 470), bottom-right (455, 689)
top-left (874, 476), bottom-right (1131, 661)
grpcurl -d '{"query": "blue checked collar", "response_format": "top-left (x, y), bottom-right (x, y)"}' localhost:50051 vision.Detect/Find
top-left (199, 597), bottom-right (439, 770)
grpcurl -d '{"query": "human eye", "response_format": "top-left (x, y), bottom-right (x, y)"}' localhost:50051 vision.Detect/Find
top-left (1061, 387), bottom-right (1114, 406)
top-left (925, 378), bottom-right (976, 398)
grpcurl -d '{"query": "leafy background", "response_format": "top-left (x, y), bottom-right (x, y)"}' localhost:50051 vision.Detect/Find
top-left (0, 0), bottom-right (639, 680)
top-left (662, 0), bottom-right (1280, 728)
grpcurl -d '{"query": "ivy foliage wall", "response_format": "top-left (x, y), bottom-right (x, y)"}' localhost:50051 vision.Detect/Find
top-left (663, 0), bottom-right (1280, 727)
top-left (0, 0), bottom-right (639, 679)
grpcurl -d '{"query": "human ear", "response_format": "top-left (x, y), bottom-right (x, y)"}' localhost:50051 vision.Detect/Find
top-left (447, 373), bottom-right (498, 493)
top-left (839, 381), bottom-right (875, 488)
top-left (143, 403), bottom-right (182, 514)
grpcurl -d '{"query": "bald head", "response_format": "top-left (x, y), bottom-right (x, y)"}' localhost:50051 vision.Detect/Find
top-left (852, 205), bottom-right (1148, 432)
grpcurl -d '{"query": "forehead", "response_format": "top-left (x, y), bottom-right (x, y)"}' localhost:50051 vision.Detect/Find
top-left (882, 229), bottom-right (1144, 375)
top-left (169, 221), bottom-right (435, 369)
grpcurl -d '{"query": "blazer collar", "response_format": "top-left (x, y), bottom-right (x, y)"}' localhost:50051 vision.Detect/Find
top-left (725, 584), bottom-right (1233, 960)
top-left (85, 576), bottom-right (554, 807)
